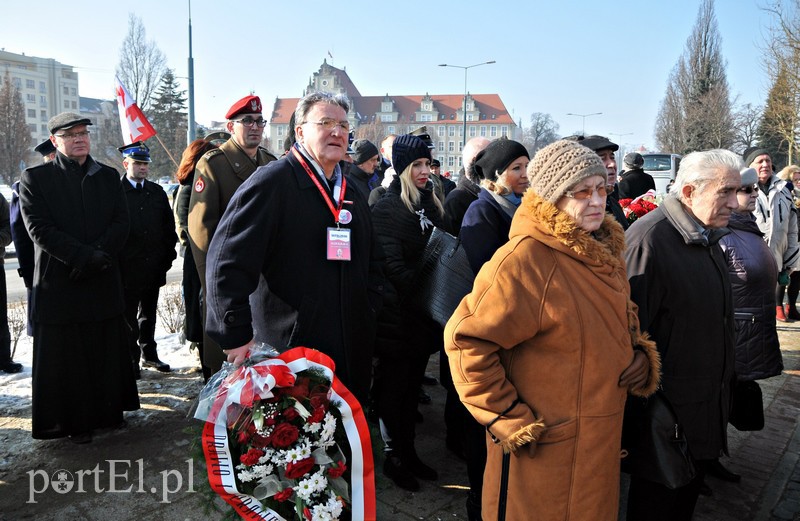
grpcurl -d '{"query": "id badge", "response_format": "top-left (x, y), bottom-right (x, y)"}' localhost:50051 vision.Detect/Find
top-left (326, 227), bottom-right (352, 261)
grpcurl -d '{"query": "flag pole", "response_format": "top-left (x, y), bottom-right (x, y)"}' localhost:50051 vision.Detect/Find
top-left (152, 134), bottom-right (179, 168)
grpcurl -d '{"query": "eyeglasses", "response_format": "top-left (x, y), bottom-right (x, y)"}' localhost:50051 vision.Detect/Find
top-left (306, 118), bottom-right (350, 133)
top-left (54, 130), bottom-right (90, 140)
top-left (738, 186), bottom-right (756, 194)
top-left (234, 116), bottom-right (267, 128)
top-left (564, 183), bottom-right (608, 200)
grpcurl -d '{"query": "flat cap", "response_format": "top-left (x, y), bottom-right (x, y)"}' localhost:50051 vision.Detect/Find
top-left (48, 112), bottom-right (92, 134)
top-left (226, 95), bottom-right (262, 120)
top-left (34, 138), bottom-right (56, 156)
top-left (565, 134), bottom-right (618, 152)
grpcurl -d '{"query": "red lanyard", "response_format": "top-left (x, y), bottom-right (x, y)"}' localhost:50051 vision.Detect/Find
top-left (292, 146), bottom-right (347, 224)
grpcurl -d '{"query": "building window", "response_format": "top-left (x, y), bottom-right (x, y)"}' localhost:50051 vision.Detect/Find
top-left (448, 126), bottom-right (455, 137)
top-left (438, 156), bottom-right (444, 166)
top-left (388, 126), bottom-right (395, 134)
top-left (26, 79), bottom-right (35, 89)
top-left (419, 114), bottom-right (432, 122)
top-left (380, 114), bottom-right (393, 122)
top-left (27, 109), bottom-right (36, 118)
top-left (458, 157), bottom-right (463, 168)
top-left (41, 124), bottom-right (47, 134)
top-left (458, 126), bottom-right (463, 137)
top-left (63, 100), bottom-right (69, 108)
top-left (448, 156), bottom-right (455, 167)
top-left (26, 93), bottom-right (35, 103)
top-left (438, 141), bottom-right (444, 152)
top-left (277, 125), bottom-right (284, 137)
top-left (63, 86), bottom-right (69, 95)
top-left (437, 126), bottom-right (445, 137)
top-left (466, 113), bottom-right (474, 121)
top-left (71, 101), bottom-right (77, 109)
top-left (40, 110), bottom-right (47, 121)
top-left (501, 126), bottom-right (509, 137)
top-left (381, 102), bottom-right (392, 112)
top-left (490, 126), bottom-right (497, 137)
top-left (28, 123), bottom-right (37, 133)
top-left (71, 87), bottom-right (77, 96)
top-left (40, 95), bottom-right (47, 106)
top-left (39, 81), bottom-right (46, 92)
top-left (448, 141), bottom-right (455, 152)
top-left (459, 142), bottom-right (464, 152)
top-left (469, 126), bottom-right (476, 137)
top-left (13, 77), bottom-right (21, 88)
top-left (480, 126), bottom-right (487, 137)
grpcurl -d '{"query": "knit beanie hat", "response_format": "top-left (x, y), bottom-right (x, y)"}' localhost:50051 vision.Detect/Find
top-left (623, 152), bottom-right (644, 170)
top-left (392, 134), bottom-right (432, 176)
top-left (743, 147), bottom-right (770, 167)
top-left (740, 167), bottom-right (757, 187)
top-left (351, 139), bottom-right (379, 165)
top-left (527, 140), bottom-right (608, 203)
top-left (472, 138), bottom-right (530, 182)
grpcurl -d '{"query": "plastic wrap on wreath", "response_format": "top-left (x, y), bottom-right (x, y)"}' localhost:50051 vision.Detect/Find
top-left (195, 345), bottom-right (377, 521)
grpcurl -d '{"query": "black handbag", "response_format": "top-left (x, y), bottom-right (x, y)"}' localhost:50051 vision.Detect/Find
top-left (409, 227), bottom-right (475, 328)
top-left (729, 380), bottom-right (764, 431)
top-left (621, 390), bottom-right (697, 489)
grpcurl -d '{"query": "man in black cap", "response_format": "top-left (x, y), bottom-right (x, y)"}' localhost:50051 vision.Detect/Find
top-left (430, 158), bottom-right (456, 201)
top-left (618, 152), bottom-right (655, 199)
top-left (19, 111), bottom-right (139, 443)
top-left (566, 135), bottom-right (629, 229)
top-left (347, 139), bottom-right (380, 201)
top-left (118, 142), bottom-right (178, 378)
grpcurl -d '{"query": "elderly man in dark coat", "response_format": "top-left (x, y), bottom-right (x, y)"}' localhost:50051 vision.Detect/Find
top-left (624, 149), bottom-right (741, 520)
top-left (19, 112), bottom-right (139, 444)
top-left (205, 92), bottom-right (382, 403)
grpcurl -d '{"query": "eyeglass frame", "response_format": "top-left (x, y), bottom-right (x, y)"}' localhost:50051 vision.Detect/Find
top-left (304, 117), bottom-right (351, 133)
top-left (737, 185), bottom-right (757, 194)
top-left (233, 116), bottom-right (268, 128)
top-left (563, 181), bottom-right (608, 200)
top-left (54, 130), bottom-right (91, 141)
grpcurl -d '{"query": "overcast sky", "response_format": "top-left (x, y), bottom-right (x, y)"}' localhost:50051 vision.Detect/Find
top-left (0, 0), bottom-right (778, 150)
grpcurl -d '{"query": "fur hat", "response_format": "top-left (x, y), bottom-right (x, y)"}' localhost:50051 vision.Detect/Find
top-left (48, 112), bottom-right (92, 134)
top-left (743, 147), bottom-right (770, 167)
top-left (740, 167), bottom-right (757, 187)
top-left (351, 139), bottom-right (379, 165)
top-left (472, 138), bottom-right (530, 182)
top-left (392, 134), bottom-right (431, 176)
top-left (527, 140), bottom-right (608, 203)
top-left (623, 152), bottom-right (644, 170)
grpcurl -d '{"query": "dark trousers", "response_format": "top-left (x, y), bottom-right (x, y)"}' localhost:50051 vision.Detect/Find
top-left (626, 469), bottom-right (704, 521)
top-left (0, 267), bottom-right (12, 364)
top-left (123, 285), bottom-right (161, 363)
top-left (788, 271), bottom-right (800, 310)
top-left (375, 349), bottom-right (428, 455)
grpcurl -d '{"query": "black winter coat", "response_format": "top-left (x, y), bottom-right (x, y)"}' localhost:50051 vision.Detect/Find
top-left (720, 212), bottom-right (783, 381)
top-left (10, 182), bottom-right (34, 286)
top-left (119, 179), bottom-right (177, 289)
top-left (442, 173), bottom-right (480, 236)
top-left (346, 164), bottom-right (373, 203)
top-left (625, 195), bottom-right (735, 459)
top-left (618, 168), bottom-right (656, 199)
top-left (20, 153), bottom-right (129, 324)
top-left (371, 177), bottom-right (444, 356)
top-left (205, 151), bottom-right (383, 402)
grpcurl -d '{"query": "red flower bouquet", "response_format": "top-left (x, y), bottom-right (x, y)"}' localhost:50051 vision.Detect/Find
top-left (195, 345), bottom-right (375, 521)
top-left (619, 190), bottom-right (659, 224)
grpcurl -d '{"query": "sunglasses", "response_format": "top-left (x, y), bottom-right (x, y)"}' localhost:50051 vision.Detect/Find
top-left (738, 186), bottom-right (756, 194)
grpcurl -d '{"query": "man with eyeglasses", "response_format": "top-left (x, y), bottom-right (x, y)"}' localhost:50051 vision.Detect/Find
top-left (204, 91), bottom-right (382, 404)
top-left (18, 112), bottom-right (140, 444)
top-left (188, 94), bottom-right (277, 376)
top-left (624, 149), bottom-right (741, 520)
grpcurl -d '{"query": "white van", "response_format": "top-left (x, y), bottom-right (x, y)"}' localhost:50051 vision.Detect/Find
top-left (642, 153), bottom-right (682, 195)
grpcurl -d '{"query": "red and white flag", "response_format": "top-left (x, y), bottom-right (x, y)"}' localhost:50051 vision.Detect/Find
top-left (115, 76), bottom-right (156, 145)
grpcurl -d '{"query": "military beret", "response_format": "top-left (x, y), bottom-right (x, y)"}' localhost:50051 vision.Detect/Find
top-left (34, 138), bottom-right (56, 156)
top-left (226, 95), bottom-right (262, 120)
top-left (118, 141), bottom-right (152, 163)
top-left (48, 112), bottom-right (93, 134)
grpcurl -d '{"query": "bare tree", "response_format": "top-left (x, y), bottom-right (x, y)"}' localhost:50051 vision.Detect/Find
top-left (116, 13), bottom-right (167, 113)
top-left (354, 122), bottom-right (385, 146)
top-left (0, 71), bottom-right (32, 184)
top-left (523, 112), bottom-right (559, 156)
top-left (654, 0), bottom-right (734, 153)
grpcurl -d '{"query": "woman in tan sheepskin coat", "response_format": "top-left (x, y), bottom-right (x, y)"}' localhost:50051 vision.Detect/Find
top-left (445, 140), bottom-right (660, 521)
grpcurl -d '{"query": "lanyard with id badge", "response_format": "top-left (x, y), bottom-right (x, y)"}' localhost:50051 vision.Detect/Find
top-left (292, 146), bottom-right (353, 261)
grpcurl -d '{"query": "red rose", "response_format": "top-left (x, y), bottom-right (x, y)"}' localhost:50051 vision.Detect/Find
top-left (327, 460), bottom-right (347, 479)
top-left (251, 433), bottom-right (271, 448)
top-left (309, 393), bottom-right (329, 410)
top-left (237, 429), bottom-right (252, 445)
top-left (286, 378), bottom-right (310, 399)
top-left (283, 407), bottom-right (300, 421)
top-left (271, 423), bottom-right (299, 448)
top-left (274, 487), bottom-right (294, 502)
top-left (286, 457), bottom-right (316, 479)
top-left (239, 448), bottom-right (264, 466)
top-left (308, 406), bottom-right (325, 424)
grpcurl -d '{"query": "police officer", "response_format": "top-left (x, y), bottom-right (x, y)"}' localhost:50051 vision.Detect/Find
top-left (187, 95), bottom-right (277, 374)
top-left (118, 142), bottom-right (178, 378)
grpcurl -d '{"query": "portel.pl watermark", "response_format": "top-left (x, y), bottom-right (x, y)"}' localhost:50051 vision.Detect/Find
top-left (27, 459), bottom-right (196, 504)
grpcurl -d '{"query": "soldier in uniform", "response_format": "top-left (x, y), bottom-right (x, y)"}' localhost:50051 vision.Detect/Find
top-left (118, 142), bottom-right (178, 379)
top-left (188, 94), bottom-right (277, 374)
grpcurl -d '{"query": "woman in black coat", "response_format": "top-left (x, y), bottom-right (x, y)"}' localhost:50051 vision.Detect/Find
top-left (371, 134), bottom-right (444, 491)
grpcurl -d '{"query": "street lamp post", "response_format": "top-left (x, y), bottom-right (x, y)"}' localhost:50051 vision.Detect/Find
top-left (566, 112), bottom-right (602, 136)
top-left (439, 61), bottom-right (496, 148)
top-left (609, 132), bottom-right (633, 170)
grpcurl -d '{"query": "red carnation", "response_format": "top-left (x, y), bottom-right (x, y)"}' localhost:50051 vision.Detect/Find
top-left (274, 487), bottom-right (294, 502)
top-left (309, 393), bottom-right (329, 410)
top-left (285, 457), bottom-right (315, 479)
top-left (271, 423), bottom-right (300, 448)
top-left (327, 460), bottom-right (347, 479)
top-left (239, 448), bottom-right (264, 466)
top-left (308, 406), bottom-right (325, 424)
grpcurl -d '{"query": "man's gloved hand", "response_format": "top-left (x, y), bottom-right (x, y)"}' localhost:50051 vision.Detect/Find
top-left (85, 250), bottom-right (112, 273)
top-left (779, 270), bottom-right (790, 286)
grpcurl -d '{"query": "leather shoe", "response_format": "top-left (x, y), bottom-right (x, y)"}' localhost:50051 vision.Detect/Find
top-left (406, 451), bottom-right (438, 481)
top-left (383, 454), bottom-right (419, 491)
top-left (787, 306), bottom-right (800, 320)
top-left (705, 459), bottom-right (741, 483)
top-left (68, 431), bottom-right (93, 444)
top-left (699, 480), bottom-right (712, 496)
top-left (0, 361), bottom-right (22, 374)
top-left (142, 358), bottom-right (171, 372)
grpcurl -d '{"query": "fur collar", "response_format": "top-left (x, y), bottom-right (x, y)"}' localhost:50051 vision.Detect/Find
top-left (512, 190), bottom-right (626, 270)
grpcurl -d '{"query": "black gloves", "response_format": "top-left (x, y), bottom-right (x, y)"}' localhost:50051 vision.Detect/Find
top-left (69, 250), bottom-right (112, 281)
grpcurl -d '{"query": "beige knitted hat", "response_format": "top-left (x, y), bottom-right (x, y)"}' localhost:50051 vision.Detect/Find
top-left (527, 140), bottom-right (608, 203)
